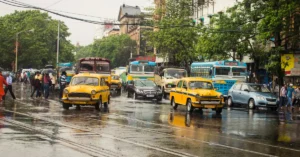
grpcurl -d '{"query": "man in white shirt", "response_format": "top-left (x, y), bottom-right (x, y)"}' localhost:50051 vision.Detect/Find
top-left (3, 73), bottom-right (16, 100)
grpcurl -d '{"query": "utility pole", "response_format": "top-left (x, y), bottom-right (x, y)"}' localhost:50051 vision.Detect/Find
top-left (15, 33), bottom-right (19, 73)
top-left (56, 21), bottom-right (60, 68)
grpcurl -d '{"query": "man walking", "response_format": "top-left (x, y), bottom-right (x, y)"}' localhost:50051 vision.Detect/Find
top-left (279, 84), bottom-right (287, 110)
top-left (43, 73), bottom-right (51, 99)
top-left (59, 71), bottom-right (67, 99)
top-left (3, 73), bottom-right (16, 100)
top-left (0, 70), bottom-right (8, 102)
top-left (31, 71), bottom-right (42, 98)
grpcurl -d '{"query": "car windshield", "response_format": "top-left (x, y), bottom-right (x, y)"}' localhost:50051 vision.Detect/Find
top-left (112, 75), bottom-right (119, 80)
top-left (135, 80), bottom-right (156, 87)
top-left (165, 69), bottom-right (187, 79)
top-left (71, 77), bottom-right (99, 86)
top-left (249, 85), bottom-right (270, 93)
top-left (189, 81), bottom-right (213, 89)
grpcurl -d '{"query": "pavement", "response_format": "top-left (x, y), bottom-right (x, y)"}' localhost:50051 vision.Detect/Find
top-left (0, 83), bottom-right (300, 157)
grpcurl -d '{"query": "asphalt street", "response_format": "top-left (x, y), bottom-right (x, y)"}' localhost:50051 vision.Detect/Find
top-left (0, 83), bottom-right (300, 157)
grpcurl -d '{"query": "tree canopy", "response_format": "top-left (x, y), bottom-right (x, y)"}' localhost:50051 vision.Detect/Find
top-left (0, 10), bottom-right (74, 70)
top-left (75, 34), bottom-right (136, 68)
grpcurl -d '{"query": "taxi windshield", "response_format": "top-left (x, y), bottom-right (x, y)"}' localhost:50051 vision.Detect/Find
top-left (189, 81), bottom-right (213, 89)
top-left (165, 69), bottom-right (187, 79)
top-left (112, 75), bottom-right (119, 80)
top-left (71, 77), bottom-right (99, 86)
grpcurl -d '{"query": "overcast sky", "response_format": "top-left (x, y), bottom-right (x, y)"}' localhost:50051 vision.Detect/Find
top-left (0, 0), bottom-right (153, 46)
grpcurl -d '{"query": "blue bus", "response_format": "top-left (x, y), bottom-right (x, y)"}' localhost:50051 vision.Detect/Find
top-left (191, 60), bottom-right (247, 97)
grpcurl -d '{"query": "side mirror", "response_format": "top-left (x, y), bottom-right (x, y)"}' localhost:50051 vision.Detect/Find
top-left (244, 89), bottom-right (249, 92)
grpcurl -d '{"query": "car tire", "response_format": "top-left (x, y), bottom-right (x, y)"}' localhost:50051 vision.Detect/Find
top-left (95, 99), bottom-right (102, 111)
top-left (186, 99), bottom-right (194, 113)
top-left (171, 97), bottom-right (178, 110)
top-left (227, 97), bottom-right (234, 107)
top-left (248, 99), bottom-right (255, 110)
top-left (62, 103), bottom-right (70, 110)
top-left (216, 108), bottom-right (222, 114)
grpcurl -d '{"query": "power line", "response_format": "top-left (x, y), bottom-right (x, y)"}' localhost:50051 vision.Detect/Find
top-left (45, 0), bottom-right (65, 9)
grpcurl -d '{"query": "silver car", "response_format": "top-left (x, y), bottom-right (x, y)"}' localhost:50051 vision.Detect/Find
top-left (227, 83), bottom-right (277, 110)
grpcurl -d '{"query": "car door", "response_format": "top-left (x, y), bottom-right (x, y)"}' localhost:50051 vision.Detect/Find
top-left (175, 81), bottom-right (183, 105)
top-left (181, 81), bottom-right (188, 105)
top-left (231, 84), bottom-right (241, 103)
top-left (240, 84), bottom-right (250, 105)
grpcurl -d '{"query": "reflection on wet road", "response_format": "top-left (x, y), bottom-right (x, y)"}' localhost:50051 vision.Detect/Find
top-left (1, 85), bottom-right (300, 157)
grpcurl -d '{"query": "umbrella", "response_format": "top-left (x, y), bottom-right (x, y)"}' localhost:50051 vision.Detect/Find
top-left (41, 69), bottom-right (57, 75)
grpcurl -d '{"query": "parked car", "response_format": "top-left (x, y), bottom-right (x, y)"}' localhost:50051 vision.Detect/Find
top-left (227, 83), bottom-right (277, 110)
top-left (169, 77), bottom-right (224, 114)
top-left (127, 80), bottom-right (163, 101)
top-left (61, 73), bottom-right (110, 110)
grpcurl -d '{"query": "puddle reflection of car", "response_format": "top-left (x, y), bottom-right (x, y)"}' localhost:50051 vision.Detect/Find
top-left (169, 112), bottom-right (192, 127)
top-left (110, 74), bottom-right (122, 95)
top-left (61, 73), bottom-right (110, 110)
top-left (227, 83), bottom-right (277, 110)
top-left (170, 78), bottom-right (224, 114)
top-left (127, 80), bottom-right (163, 101)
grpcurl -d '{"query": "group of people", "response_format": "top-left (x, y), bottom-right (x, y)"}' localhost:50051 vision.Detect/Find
top-left (0, 69), bottom-right (68, 102)
top-left (279, 84), bottom-right (300, 112)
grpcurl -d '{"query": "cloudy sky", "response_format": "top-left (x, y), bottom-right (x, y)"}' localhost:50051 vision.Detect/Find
top-left (0, 0), bottom-right (153, 45)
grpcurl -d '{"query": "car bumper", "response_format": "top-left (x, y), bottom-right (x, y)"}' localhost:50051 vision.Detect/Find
top-left (192, 101), bottom-right (224, 109)
top-left (62, 97), bottom-right (98, 105)
top-left (255, 99), bottom-right (277, 108)
top-left (136, 93), bottom-right (163, 99)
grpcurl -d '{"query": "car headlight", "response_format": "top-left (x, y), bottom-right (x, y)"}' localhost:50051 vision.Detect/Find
top-left (256, 96), bottom-right (265, 100)
top-left (136, 89), bottom-right (143, 93)
top-left (91, 90), bottom-right (96, 95)
top-left (63, 89), bottom-right (69, 94)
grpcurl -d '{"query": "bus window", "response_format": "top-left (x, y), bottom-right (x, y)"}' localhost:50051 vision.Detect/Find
top-left (215, 67), bottom-right (230, 75)
top-left (131, 65), bottom-right (142, 72)
top-left (232, 68), bottom-right (247, 76)
top-left (144, 65), bottom-right (155, 73)
top-left (193, 67), bottom-right (212, 77)
top-left (96, 61), bottom-right (110, 72)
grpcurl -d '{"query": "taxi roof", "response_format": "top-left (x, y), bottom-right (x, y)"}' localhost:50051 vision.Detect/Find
top-left (180, 77), bottom-right (212, 82)
top-left (75, 73), bottom-right (108, 78)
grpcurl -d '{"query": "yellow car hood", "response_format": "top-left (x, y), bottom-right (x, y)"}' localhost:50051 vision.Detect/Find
top-left (189, 89), bottom-right (221, 97)
top-left (67, 85), bottom-right (96, 93)
top-left (111, 80), bottom-right (121, 84)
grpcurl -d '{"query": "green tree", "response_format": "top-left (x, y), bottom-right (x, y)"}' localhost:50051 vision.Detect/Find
top-left (0, 10), bottom-right (74, 70)
top-left (144, 0), bottom-right (198, 74)
top-left (75, 34), bottom-right (136, 68)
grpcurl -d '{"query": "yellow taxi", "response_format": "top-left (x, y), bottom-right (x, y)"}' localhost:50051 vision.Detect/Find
top-left (110, 74), bottom-right (122, 95)
top-left (169, 77), bottom-right (224, 114)
top-left (61, 73), bottom-right (110, 110)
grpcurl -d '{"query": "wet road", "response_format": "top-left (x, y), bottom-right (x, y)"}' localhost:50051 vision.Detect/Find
top-left (1, 83), bottom-right (300, 157)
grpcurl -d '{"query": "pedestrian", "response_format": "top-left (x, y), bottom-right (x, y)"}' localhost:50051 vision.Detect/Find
top-left (43, 73), bottom-right (51, 99)
top-left (0, 70), bottom-right (8, 102)
top-left (279, 84), bottom-right (287, 110)
top-left (293, 86), bottom-right (300, 112)
top-left (3, 73), bottom-right (16, 100)
top-left (59, 71), bottom-right (67, 99)
top-left (287, 84), bottom-right (294, 111)
top-left (23, 72), bottom-right (28, 84)
top-left (31, 72), bottom-right (42, 98)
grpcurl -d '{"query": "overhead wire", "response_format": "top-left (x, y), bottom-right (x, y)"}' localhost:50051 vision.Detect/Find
top-left (45, 0), bottom-right (64, 8)
top-left (0, 0), bottom-right (258, 34)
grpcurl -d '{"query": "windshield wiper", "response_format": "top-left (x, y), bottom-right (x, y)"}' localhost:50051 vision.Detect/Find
top-left (140, 81), bottom-right (147, 87)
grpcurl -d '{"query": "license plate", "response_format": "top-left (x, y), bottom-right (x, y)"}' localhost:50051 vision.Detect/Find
top-left (268, 102), bottom-right (276, 105)
top-left (147, 95), bottom-right (154, 97)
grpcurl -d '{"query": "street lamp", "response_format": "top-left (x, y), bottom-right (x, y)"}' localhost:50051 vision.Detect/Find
top-left (15, 28), bottom-right (34, 73)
